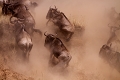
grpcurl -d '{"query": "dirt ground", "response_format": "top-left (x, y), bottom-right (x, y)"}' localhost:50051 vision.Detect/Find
top-left (0, 0), bottom-right (120, 80)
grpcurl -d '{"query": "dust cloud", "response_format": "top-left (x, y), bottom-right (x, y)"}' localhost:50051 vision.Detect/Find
top-left (8, 0), bottom-right (120, 80)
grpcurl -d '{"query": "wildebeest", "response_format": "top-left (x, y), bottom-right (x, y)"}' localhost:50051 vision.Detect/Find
top-left (44, 32), bottom-right (72, 67)
top-left (99, 44), bottom-right (120, 72)
top-left (46, 6), bottom-right (75, 41)
top-left (14, 22), bottom-right (33, 62)
top-left (2, 1), bottom-right (42, 36)
top-left (99, 24), bottom-right (120, 65)
top-left (99, 24), bottom-right (120, 72)
top-left (11, 3), bottom-right (42, 36)
top-left (107, 24), bottom-right (120, 51)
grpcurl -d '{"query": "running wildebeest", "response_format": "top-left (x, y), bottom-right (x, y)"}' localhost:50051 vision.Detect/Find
top-left (24, 0), bottom-right (38, 9)
top-left (9, 2), bottom-right (42, 36)
top-left (46, 6), bottom-right (75, 41)
top-left (2, 1), bottom-right (42, 36)
top-left (14, 22), bottom-right (33, 62)
top-left (44, 32), bottom-right (72, 67)
top-left (99, 24), bottom-right (120, 72)
top-left (106, 24), bottom-right (120, 51)
top-left (99, 43), bottom-right (120, 72)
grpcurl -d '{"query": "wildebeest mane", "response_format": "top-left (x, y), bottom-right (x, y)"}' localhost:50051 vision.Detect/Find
top-left (61, 12), bottom-right (72, 25)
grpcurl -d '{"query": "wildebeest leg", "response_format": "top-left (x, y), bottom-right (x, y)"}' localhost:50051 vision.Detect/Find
top-left (58, 55), bottom-right (71, 68)
top-left (26, 43), bottom-right (33, 62)
top-left (5, 4), bottom-right (9, 15)
top-left (66, 32), bottom-right (74, 41)
top-left (2, 1), bottom-right (8, 15)
top-left (22, 50), bottom-right (29, 63)
top-left (24, 43), bottom-right (33, 62)
top-left (15, 45), bottom-right (23, 62)
top-left (33, 28), bottom-right (42, 37)
top-left (2, 5), bottom-right (8, 15)
top-left (65, 55), bottom-right (72, 67)
top-left (49, 53), bottom-right (54, 66)
top-left (2, 5), bottom-right (5, 15)
top-left (58, 56), bottom-right (66, 68)
top-left (22, 52), bottom-right (27, 62)
top-left (46, 19), bottom-right (50, 26)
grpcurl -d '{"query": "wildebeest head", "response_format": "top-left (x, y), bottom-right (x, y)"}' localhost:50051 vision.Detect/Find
top-left (46, 6), bottom-right (58, 19)
top-left (99, 43), bottom-right (112, 58)
top-left (44, 32), bottom-right (57, 45)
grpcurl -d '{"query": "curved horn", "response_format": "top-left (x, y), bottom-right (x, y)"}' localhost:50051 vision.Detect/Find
top-left (109, 43), bottom-right (112, 47)
top-left (54, 5), bottom-right (57, 9)
top-left (55, 33), bottom-right (57, 36)
top-left (102, 45), bottom-right (106, 48)
top-left (44, 31), bottom-right (48, 36)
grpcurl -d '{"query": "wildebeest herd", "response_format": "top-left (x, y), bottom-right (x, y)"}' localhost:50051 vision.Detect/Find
top-left (0, 0), bottom-right (74, 68)
top-left (0, 0), bottom-right (120, 70)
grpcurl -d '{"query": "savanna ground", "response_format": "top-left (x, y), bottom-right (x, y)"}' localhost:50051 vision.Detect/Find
top-left (0, 0), bottom-right (120, 80)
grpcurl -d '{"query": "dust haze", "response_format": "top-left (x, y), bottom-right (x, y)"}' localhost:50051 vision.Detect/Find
top-left (7, 0), bottom-right (120, 80)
